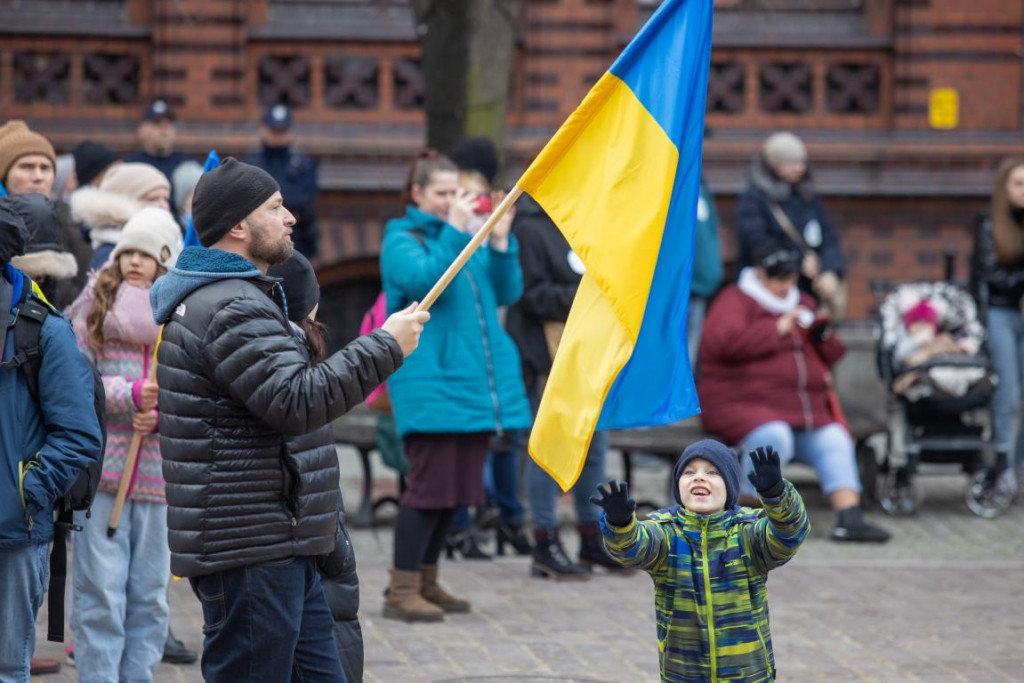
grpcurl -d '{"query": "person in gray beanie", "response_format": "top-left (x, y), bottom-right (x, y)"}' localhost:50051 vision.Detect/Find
top-left (735, 130), bottom-right (847, 320)
top-left (589, 443), bottom-right (809, 682)
top-left (148, 157), bottom-right (430, 682)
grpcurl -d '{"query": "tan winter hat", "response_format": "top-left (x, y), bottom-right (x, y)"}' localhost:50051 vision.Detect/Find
top-left (111, 207), bottom-right (182, 269)
top-left (0, 120), bottom-right (56, 181)
top-left (99, 162), bottom-right (170, 202)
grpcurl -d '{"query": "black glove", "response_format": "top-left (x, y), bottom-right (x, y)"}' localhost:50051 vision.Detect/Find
top-left (589, 480), bottom-right (637, 527)
top-left (747, 446), bottom-right (784, 499)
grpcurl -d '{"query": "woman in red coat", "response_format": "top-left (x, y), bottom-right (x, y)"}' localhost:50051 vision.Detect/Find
top-left (698, 240), bottom-right (890, 542)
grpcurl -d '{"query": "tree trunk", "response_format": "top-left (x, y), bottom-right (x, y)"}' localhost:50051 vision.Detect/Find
top-left (410, 0), bottom-right (471, 154)
top-left (465, 0), bottom-right (524, 182)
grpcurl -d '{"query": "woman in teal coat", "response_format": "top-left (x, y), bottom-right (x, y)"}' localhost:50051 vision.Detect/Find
top-left (379, 150), bottom-right (531, 622)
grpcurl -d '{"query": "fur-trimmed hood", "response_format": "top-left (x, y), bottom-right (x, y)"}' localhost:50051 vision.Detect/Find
top-left (70, 186), bottom-right (142, 247)
top-left (748, 154), bottom-right (817, 203)
top-left (10, 250), bottom-right (77, 281)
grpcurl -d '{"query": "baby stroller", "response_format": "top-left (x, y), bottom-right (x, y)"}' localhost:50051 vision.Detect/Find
top-left (874, 279), bottom-right (1014, 518)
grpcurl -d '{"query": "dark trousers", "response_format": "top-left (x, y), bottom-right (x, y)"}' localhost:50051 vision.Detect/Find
top-left (189, 556), bottom-right (346, 682)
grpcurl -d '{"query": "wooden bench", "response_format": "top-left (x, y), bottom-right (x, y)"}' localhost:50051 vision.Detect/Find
top-left (332, 327), bottom-right (888, 524)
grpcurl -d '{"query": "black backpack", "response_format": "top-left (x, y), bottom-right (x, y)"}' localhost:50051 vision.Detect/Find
top-left (1, 280), bottom-right (107, 642)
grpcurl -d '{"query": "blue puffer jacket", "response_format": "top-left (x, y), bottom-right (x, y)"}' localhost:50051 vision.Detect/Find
top-left (380, 206), bottom-right (531, 437)
top-left (1, 266), bottom-right (103, 549)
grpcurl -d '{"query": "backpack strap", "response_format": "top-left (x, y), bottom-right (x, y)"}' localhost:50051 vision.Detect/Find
top-left (47, 509), bottom-right (73, 642)
top-left (1, 295), bottom-right (48, 403)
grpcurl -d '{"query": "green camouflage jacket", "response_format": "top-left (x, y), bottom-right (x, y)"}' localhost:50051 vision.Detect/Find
top-left (601, 482), bottom-right (809, 682)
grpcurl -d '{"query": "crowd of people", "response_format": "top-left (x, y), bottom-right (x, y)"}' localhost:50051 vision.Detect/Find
top-left (2, 99), bottom-right (1024, 681)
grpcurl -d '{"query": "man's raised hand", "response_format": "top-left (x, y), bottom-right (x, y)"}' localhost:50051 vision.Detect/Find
top-left (381, 302), bottom-right (431, 357)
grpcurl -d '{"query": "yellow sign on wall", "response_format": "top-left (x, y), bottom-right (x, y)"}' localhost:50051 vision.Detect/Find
top-left (929, 88), bottom-right (959, 129)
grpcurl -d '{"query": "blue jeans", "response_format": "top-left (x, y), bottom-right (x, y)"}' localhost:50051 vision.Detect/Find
top-left (190, 556), bottom-right (345, 683)
top-left (486, 438), bottom-right (525, 523)
top-left (522, 375), bottom-right (608, 529)
top-left (525, 431), bottom-right (609, 529)
top-left (450, 433), bottom-right (527, 532)
top-left (986, 307), bottom-right (1024, 469)
top-left (739, 421), bottom-right (861, 497)
top-left (0, 543), bottom-right (49, 683)
top-left (71, 491), bottom-right (169, 683)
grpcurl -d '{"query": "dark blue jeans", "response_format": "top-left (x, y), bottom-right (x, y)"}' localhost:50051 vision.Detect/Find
top-left (189, 556), bottom-right (345, 683)
top-left (450, 434), bottom-right (527, 532)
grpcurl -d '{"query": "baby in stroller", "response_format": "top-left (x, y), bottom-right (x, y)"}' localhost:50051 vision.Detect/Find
top-left (877, 281), bottom-right (1011, 517)
top-left (890, 294), bottom-right (993, 401)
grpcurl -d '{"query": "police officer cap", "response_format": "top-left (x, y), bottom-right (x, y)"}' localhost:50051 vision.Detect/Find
top-left (143, 99), bottom-right (176, 123)
top-left (264, 104), bottom-right (292, 130)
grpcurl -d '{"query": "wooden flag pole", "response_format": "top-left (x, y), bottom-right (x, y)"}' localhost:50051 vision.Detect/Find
top-left (418, 186), bottom-right (523, 312)
top-left (107, 347), bottom-right (159, 538)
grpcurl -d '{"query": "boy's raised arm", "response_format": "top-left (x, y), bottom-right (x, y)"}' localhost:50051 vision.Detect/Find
top-left (593, 481), bottom-right (670, 572)
top-left (742, 447), bottom-right (810, 574)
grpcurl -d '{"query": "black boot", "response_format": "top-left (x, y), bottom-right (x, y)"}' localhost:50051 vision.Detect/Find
top-left (530, 528), bottom-right (591, 580)
top-left (163, 628), bottom-right (198, 665)
top-left (830, 506), bottom-right (891, 543)
top-left (444, 528), bottom-right (492, 560)
top-left (577, 521), bottom-right (630, 572)
top-left (495, 519), bottom-right (533, 556)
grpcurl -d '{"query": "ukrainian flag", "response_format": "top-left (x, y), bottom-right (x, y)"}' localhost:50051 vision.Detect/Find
top-left (522, 0), bottom-right (713, 490)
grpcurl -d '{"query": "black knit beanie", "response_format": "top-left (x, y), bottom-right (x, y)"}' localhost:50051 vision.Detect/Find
top-left (71, 141), bottom-right (120, 187)
top-left (191, 157), bottom-right (280, 247)
top-left (267, 251), bottom-right (319, 322)
top-left (0, 197), bottom-right (28, 267)
top-left (672, 439), bottom-right (742, 511)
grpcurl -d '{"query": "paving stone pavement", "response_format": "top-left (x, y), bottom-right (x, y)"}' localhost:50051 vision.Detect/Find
top-left (31, 449), bottom-right (1024, 682)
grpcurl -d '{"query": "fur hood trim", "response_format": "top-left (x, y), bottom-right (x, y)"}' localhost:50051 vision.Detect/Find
top-left (70, 187), bottom-right (142, 233)
top-left (10, 250), bottom-right (79, 280)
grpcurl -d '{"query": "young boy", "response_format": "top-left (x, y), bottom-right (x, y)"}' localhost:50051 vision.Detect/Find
top-left (591, 440), bottom-right (809, 682)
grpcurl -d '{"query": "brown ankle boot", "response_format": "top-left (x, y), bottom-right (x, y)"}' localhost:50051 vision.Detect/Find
top-left (383, 569), bottom-right (445, 622)
top-left (420, 564), bottom-right (471, 613)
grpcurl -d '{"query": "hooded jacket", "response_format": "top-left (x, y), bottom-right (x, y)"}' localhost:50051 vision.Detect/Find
top-left (601, 482), bottom-right (809, 682)
top-left (379, 206), bottom-right (531, 437)
top-left (69, 186), bottom-right (142, 273)
top-left (1, 266), bottom-right (104, 549)
top-left (7, 193), bottom-right (78, 295)
top-left (150, 246), bottom-right (403, 577)
top-left (735, 156), bottom-right (844, 294)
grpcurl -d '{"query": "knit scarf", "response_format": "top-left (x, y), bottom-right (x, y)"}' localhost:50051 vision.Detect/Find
top-left (737, 267), bottom-right (800, 315)
top-left (67, 276), bottom-right (160, 349)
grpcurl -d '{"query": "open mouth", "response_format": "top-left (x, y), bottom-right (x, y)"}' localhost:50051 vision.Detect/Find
top-left (690, 486), bottom-right (710, 497)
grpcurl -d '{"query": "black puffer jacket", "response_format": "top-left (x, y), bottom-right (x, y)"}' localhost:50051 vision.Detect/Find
top-left (970, 212), bottom-right (1024, 310)
top-left (735, 156), bottom-right (845, 290)
top-left (318, 509), bottom-right (363, 683)
top-left (151, 247), bottom-right (402, 578)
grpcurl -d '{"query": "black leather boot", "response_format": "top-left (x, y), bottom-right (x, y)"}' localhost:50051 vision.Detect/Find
top-left (530, 528), bottom-right (591, 580)
top-left (577, 521), bottom-right (630, 572)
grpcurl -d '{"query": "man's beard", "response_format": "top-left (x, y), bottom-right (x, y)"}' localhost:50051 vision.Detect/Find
top-left (250, 222), bottom-right (294, 266)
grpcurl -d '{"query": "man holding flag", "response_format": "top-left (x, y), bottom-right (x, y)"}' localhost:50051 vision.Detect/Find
top-left (150, 158), bottom-right (428, 681)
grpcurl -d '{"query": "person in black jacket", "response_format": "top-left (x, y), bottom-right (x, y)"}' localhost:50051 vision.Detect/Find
top-left (735, 131), bottom-right (845, 316)
top-left (505, 195), bottom-right (623, 580)
top-left (150, 159), bottom-right (427, 682)
top-left (970, 157), bottom-right (1024, 485)
top-left (267, 251), bottom-right (364, 683)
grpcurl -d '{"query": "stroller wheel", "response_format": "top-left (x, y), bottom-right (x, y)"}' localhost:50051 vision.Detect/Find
top-left (965, 469), bottom-right (1016, 519)
top-left (879, 470), bottom-right (919, 516)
